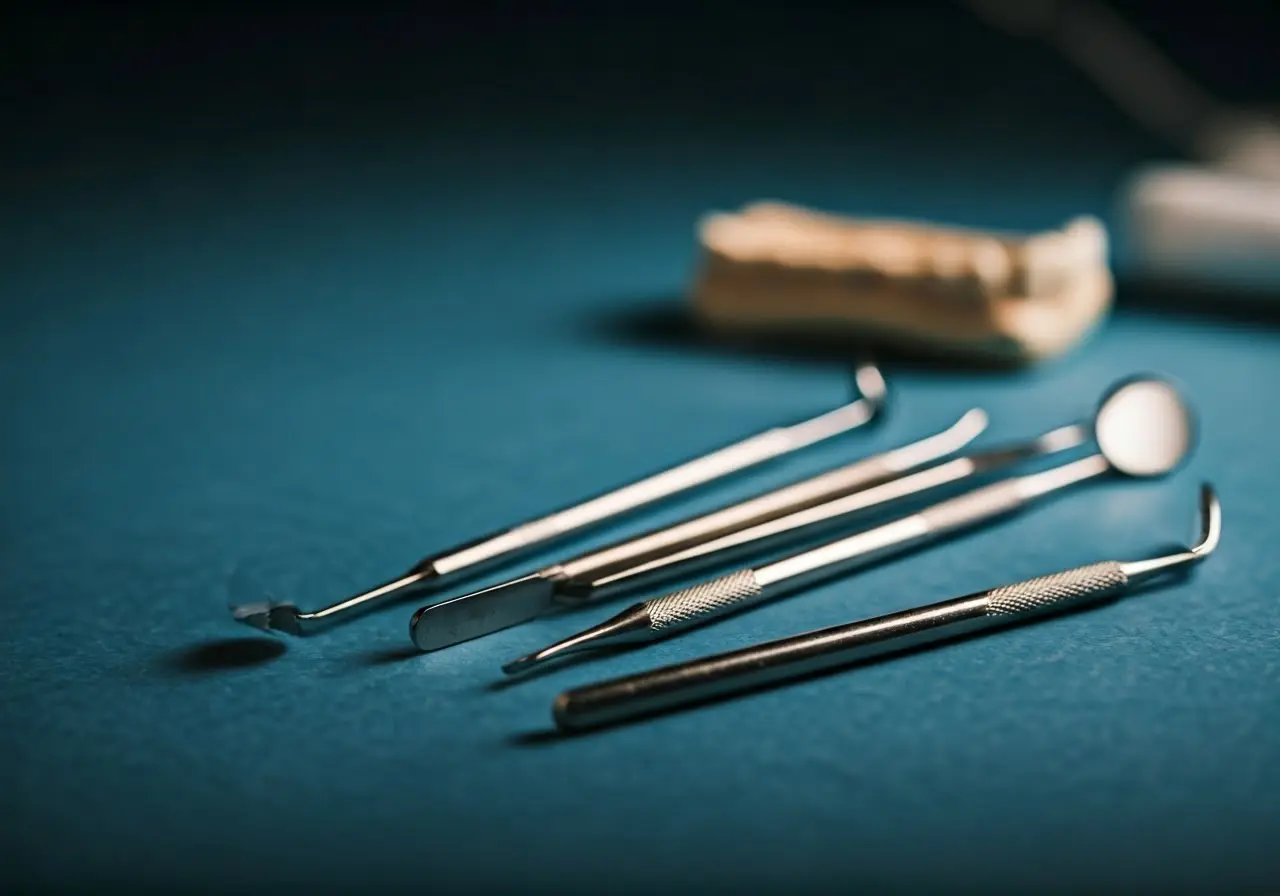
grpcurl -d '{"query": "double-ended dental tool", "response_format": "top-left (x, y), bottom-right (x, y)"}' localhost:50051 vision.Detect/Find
top-left (230, 363), bottom-right (887, 635)
top-left (553, 483), bottom-right (1220, 732)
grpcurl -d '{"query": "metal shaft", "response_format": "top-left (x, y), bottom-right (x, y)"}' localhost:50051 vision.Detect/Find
top-left (503, 452), bottom-right (1106, 673)
top-left (553, 483), bottom-right (1220, 731)
top-left (755, 454), bottom-right (1108, 592)
top-left (553, 567), bottom-right (1122, 731)
top-left (233, 364), bottom-right (887, 635)
top-left (557, 421), bottom-right (1082, 601)
top-left (547, 410), bottom-right (987, 595)
top-left (410, 409), bottom-right (988, 651)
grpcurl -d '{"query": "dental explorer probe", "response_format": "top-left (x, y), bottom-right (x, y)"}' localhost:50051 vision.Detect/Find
top-left (410, 407), bottom-right (988, 651)
top-left (504, 376), bottom-right (1195, 674)
top-left (553, 484), bottom-right (1221, 732)
top-left (231, 363), bottom-right (888, 635)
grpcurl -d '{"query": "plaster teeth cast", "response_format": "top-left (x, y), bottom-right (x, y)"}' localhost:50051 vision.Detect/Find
top-left (692, 201), bottom-right (1112, 364)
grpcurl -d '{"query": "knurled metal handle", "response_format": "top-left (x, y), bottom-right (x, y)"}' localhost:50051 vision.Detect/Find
top-left (984, 561), bottom-right (1129, 617)
top-left (646, 569), bottom-right (764, 631)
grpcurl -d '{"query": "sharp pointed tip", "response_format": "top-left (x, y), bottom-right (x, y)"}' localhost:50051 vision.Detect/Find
top-left (503, 612), bottom-right (645, 675)
top-left (502, 653), bottom-right (543, 676)
top-left (503, 631), bottom-right (593, 675)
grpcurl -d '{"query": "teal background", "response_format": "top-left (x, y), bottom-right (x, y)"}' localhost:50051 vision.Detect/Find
top-left (4, 4), bottom-right (1278, 892)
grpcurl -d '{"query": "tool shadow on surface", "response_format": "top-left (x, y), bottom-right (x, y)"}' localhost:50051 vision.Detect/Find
top-left (580, 297), bottom-right (1036, 373)
top-left (356, 645), bottom-right (423, 666)
top-left (155, 638), bottom-right (287, 676)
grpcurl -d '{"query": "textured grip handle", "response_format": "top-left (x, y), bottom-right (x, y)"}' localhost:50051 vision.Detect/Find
top-left (985, 561), bottom-right (1128, 617)
top-left (646, 569), bottom-right (764, 631)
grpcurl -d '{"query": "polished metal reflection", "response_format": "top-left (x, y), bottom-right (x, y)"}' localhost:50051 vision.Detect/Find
top-left (553, 484), bottom-right (1221, 732)
top-left (505, 376), bottom-right (1196, 674)
top-left (230, 363), bottom-right (888, 635)
top-left (1094, 377), bottom-right (1196, 476)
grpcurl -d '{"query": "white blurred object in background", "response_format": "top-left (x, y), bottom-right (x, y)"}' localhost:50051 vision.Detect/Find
top-left (966, 0), bottom-right (1280, 294)
top-left (1125, 164), bottom-right (1280, 294)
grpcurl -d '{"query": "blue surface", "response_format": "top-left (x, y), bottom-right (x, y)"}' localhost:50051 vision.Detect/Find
top-left (4, 9), bottom-right (1280, 893)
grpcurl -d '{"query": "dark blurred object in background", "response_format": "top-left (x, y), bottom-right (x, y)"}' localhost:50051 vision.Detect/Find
top-left (5, 2), bottom-right (1278, 178)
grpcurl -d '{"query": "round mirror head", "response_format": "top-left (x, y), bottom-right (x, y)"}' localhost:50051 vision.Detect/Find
top-left (1094, 377), bottom-right (1196, 477)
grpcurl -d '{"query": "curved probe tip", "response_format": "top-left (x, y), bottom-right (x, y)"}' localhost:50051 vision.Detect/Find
top-left (1193, 483), bottom-right (1222, 557)
top-left (502, 637), bottom-right (582, 675)
top-left (502, 653), bottom-right (543, 676)
top-left (1122, 483), bottom-right (1222, 581)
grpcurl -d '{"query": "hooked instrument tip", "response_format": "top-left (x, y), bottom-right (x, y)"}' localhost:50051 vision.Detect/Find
top-left (1193, 483), bottom-right (1222, 557)
top-left (231, 569), bottom-right (434, 636)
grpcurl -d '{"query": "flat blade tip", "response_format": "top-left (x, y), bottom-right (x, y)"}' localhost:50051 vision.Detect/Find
top-left (409, 574), bottom-right (558, 652)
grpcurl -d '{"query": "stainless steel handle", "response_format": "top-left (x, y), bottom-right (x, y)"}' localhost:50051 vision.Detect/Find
top-left (430, 429), bottom-right (797, 577)
top-left (553, 454), bottom-right (900, 586)
top-left (551, 409), bottom-right (987, 596)
top-left (243, 371), bottom-right (886, 637)
top-left (624, 469), bottom-right (1069, 636)
top-left (420, 413), bottom-right (987, 654)
top-left (557, 421), bottom-right (1086, 606)
top-left (914, 475), bottom-right (1032, 534)
top-left (645, 570), bottom-right (767, 631)
top-left (426, 366), bottom-right (884, 578)
top-left (757, 456), bottom-right (1118, 595)
top-left (552, 486), bottom-right (1221, 731)
top-left (983, 561), bottom-right (1128, 617)
top-left (554, 595), bottom-right (989, 731)
top-left (555, 562), bottom-right (1131, 731)
top-left (576, 451), bottom-right (980, 599)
